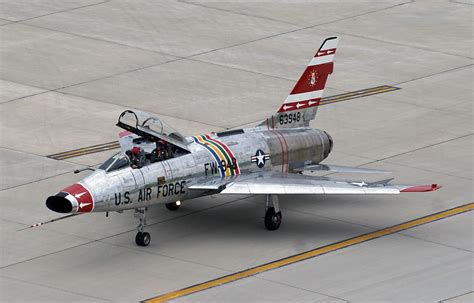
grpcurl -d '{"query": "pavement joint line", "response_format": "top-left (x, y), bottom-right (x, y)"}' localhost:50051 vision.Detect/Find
top-left (364, 85), bottom-right (474, 120)
top-left (227, 85), bottom-right (400, 129)
top-left (317, 28), bottom-right (473, 60)
top-left (397, 230), bottom-right (474, 254)
top-left (440, 291), bottom-right (474, 302)
top-left (178, 0), bottom-right (300, 27)
top-left (394, 63), bottom-right (474, 86)
top-left (57, 90), bottom-right (227, 130)
top-left (180, 0), bottom-right (413, 31)
top-left (45, 85), bottom-right (400, 160)
top-left (255, 276), bottom-right (351, 303)
top-left (0, 1), bottom-right (111, 26)
top-left (278, 201), bottom-right (474, 253)
top-left (0, 90), bottom-right (50, 105)
top-left (367, 133), bottom-right (474, 165)
top-left (2, 196), bottom-right (252, 270)
top-left (0, 274), bottom-right (111, 302)
top-left (12, 0), bottom-right (413, 95)
top-left (0, 170), bottom-right (74, 192)
top-left (319, 133), bottom-right (474, 181)
top-left (142, 203), bottom-right (474, 303)
top-left (449, 0), bottom-right (474, 6)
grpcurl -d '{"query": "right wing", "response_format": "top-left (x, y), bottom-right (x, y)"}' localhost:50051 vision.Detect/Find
top-left (189, 172), bottom-right (440, 195)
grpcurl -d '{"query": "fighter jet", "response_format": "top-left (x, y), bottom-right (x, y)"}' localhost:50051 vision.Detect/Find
top-left (45, 37), bottom-right (440, 246)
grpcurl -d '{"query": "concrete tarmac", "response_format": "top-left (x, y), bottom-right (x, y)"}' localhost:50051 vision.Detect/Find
top-left (0, 0), bottom-right (472, 302)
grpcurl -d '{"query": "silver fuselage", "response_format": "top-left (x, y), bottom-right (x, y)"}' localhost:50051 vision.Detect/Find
top-left (72, 127), bottom-right (332, 213)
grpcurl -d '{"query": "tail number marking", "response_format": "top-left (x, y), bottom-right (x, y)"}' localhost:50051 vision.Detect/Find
top-left (279, 112), bottom-right (301, 125)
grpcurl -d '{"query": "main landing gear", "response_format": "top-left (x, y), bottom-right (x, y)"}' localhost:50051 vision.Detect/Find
top-left (135, 208), bottom-right (151, 246)
top-left (264, 194), bottom-right (282, 231)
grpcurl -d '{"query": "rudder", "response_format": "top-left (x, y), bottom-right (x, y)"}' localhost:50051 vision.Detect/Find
top-left (260, 37), bottom-right (339, 129)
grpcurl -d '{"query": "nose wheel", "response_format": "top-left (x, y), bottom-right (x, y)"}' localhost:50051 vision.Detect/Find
top-left (165, 201), bottom-right (181, 211)
top-left (264, 195), bottom-right (282, 231)
top-left (134, 208), bottom-right (151, 246)
top-left (135, 231), bottom-right (151, 246)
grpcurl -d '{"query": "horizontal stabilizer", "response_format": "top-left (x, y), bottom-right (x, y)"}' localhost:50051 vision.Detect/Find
top-left (295, 164), bottom-right (391, 174)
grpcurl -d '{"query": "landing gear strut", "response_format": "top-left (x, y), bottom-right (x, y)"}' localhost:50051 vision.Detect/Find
top-left (134, 208), bottom-right (151, 246)
top-left (264, 194), bottom-right (281, 231)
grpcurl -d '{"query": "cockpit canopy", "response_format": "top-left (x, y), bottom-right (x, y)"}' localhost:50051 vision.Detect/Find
top-left (117, 110), bottom-right (188, 145)
top-left (114, 110), bottom-right (191, 171)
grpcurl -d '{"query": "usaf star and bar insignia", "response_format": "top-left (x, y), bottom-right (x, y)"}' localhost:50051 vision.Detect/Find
top-left (251, 149), bottom-right (270, 168)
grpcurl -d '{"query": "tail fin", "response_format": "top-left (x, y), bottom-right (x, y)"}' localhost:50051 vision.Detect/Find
top-left (260, 37), bottom-right (338, 129)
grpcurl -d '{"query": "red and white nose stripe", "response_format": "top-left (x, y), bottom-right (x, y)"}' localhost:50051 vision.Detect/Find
top-left (61, 183), bottom-right (94, 213)
top-left (278, 37), bottom-right (338, 113)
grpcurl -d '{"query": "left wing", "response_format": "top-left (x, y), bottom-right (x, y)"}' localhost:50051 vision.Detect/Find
top-left (294, 164), bottom-right (391, 174)
top-left (190, 172), bottom-right (440, 195)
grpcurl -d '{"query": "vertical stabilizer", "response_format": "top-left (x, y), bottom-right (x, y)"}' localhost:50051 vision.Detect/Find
top-left (260, 37), bottom-right (338, 129)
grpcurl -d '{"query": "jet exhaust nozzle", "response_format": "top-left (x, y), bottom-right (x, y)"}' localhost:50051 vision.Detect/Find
top-left (322, 131), bottom-right (333, 158)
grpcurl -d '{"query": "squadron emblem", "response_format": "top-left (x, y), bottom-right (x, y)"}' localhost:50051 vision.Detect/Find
top-left (251, 149), bottom-right (270, 168)
top-left (309, 70), bottom-right (318, 87)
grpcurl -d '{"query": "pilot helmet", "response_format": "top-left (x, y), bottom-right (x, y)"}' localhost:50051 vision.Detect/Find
top-left (131, 146), bottom-right (141, 155)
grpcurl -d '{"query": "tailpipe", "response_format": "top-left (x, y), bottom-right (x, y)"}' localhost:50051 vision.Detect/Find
top-left (322, 131), bottom-right (333, 158)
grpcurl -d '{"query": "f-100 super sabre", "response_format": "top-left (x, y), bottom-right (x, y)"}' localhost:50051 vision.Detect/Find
top-left (45, 37), bottom-right (441, 246)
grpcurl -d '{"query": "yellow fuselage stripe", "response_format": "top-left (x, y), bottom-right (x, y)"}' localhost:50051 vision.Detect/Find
top-left (144, 203), bottom-right (474, 303)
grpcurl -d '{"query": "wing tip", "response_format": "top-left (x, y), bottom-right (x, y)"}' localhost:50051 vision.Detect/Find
top-left (401, 184), bottom-right (442, 193)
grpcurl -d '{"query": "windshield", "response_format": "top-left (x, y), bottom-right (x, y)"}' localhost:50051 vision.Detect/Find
top-left (99, 152), bottom-right (130, 172)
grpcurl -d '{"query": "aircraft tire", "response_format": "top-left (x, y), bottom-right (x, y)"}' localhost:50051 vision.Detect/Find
top-left (135, 232), bottom-right (151, 246)
top-left (264, 207), bottom-right (282, 231)
top-left (166, 202), bottom-right (180, 211)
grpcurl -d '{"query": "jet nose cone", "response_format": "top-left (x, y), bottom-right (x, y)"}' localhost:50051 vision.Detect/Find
top-left (46, 183), bottom-right (94, 213)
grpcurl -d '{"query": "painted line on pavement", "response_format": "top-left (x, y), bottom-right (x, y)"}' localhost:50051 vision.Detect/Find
top-left (47, 85), bottom-right (399, 160)
top-left (143, 202), bottom-right (473, 303)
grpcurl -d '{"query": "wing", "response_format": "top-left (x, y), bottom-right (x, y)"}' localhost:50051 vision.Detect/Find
top-left (189, 172), bottom-right (440, 195)
top-left (294, 164), bottom-right (391, 174)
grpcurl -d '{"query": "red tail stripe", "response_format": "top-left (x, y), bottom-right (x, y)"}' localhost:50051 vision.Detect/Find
top-left (271, 130), bottom-right (286, 173)
top-left (316, 48), bottom-right (336, 57)
top-left (278, 100), bottom-right (320, 113)
top-left (290, 63), bottom-right (332, 95)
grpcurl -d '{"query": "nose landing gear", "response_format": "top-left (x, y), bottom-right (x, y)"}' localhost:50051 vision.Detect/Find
top-left (165, 201), bottom-right (181, 211)
top-left (264, 195), bottom-right (282, 231)
top-left (135, 208), bottom-right (150, 246)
